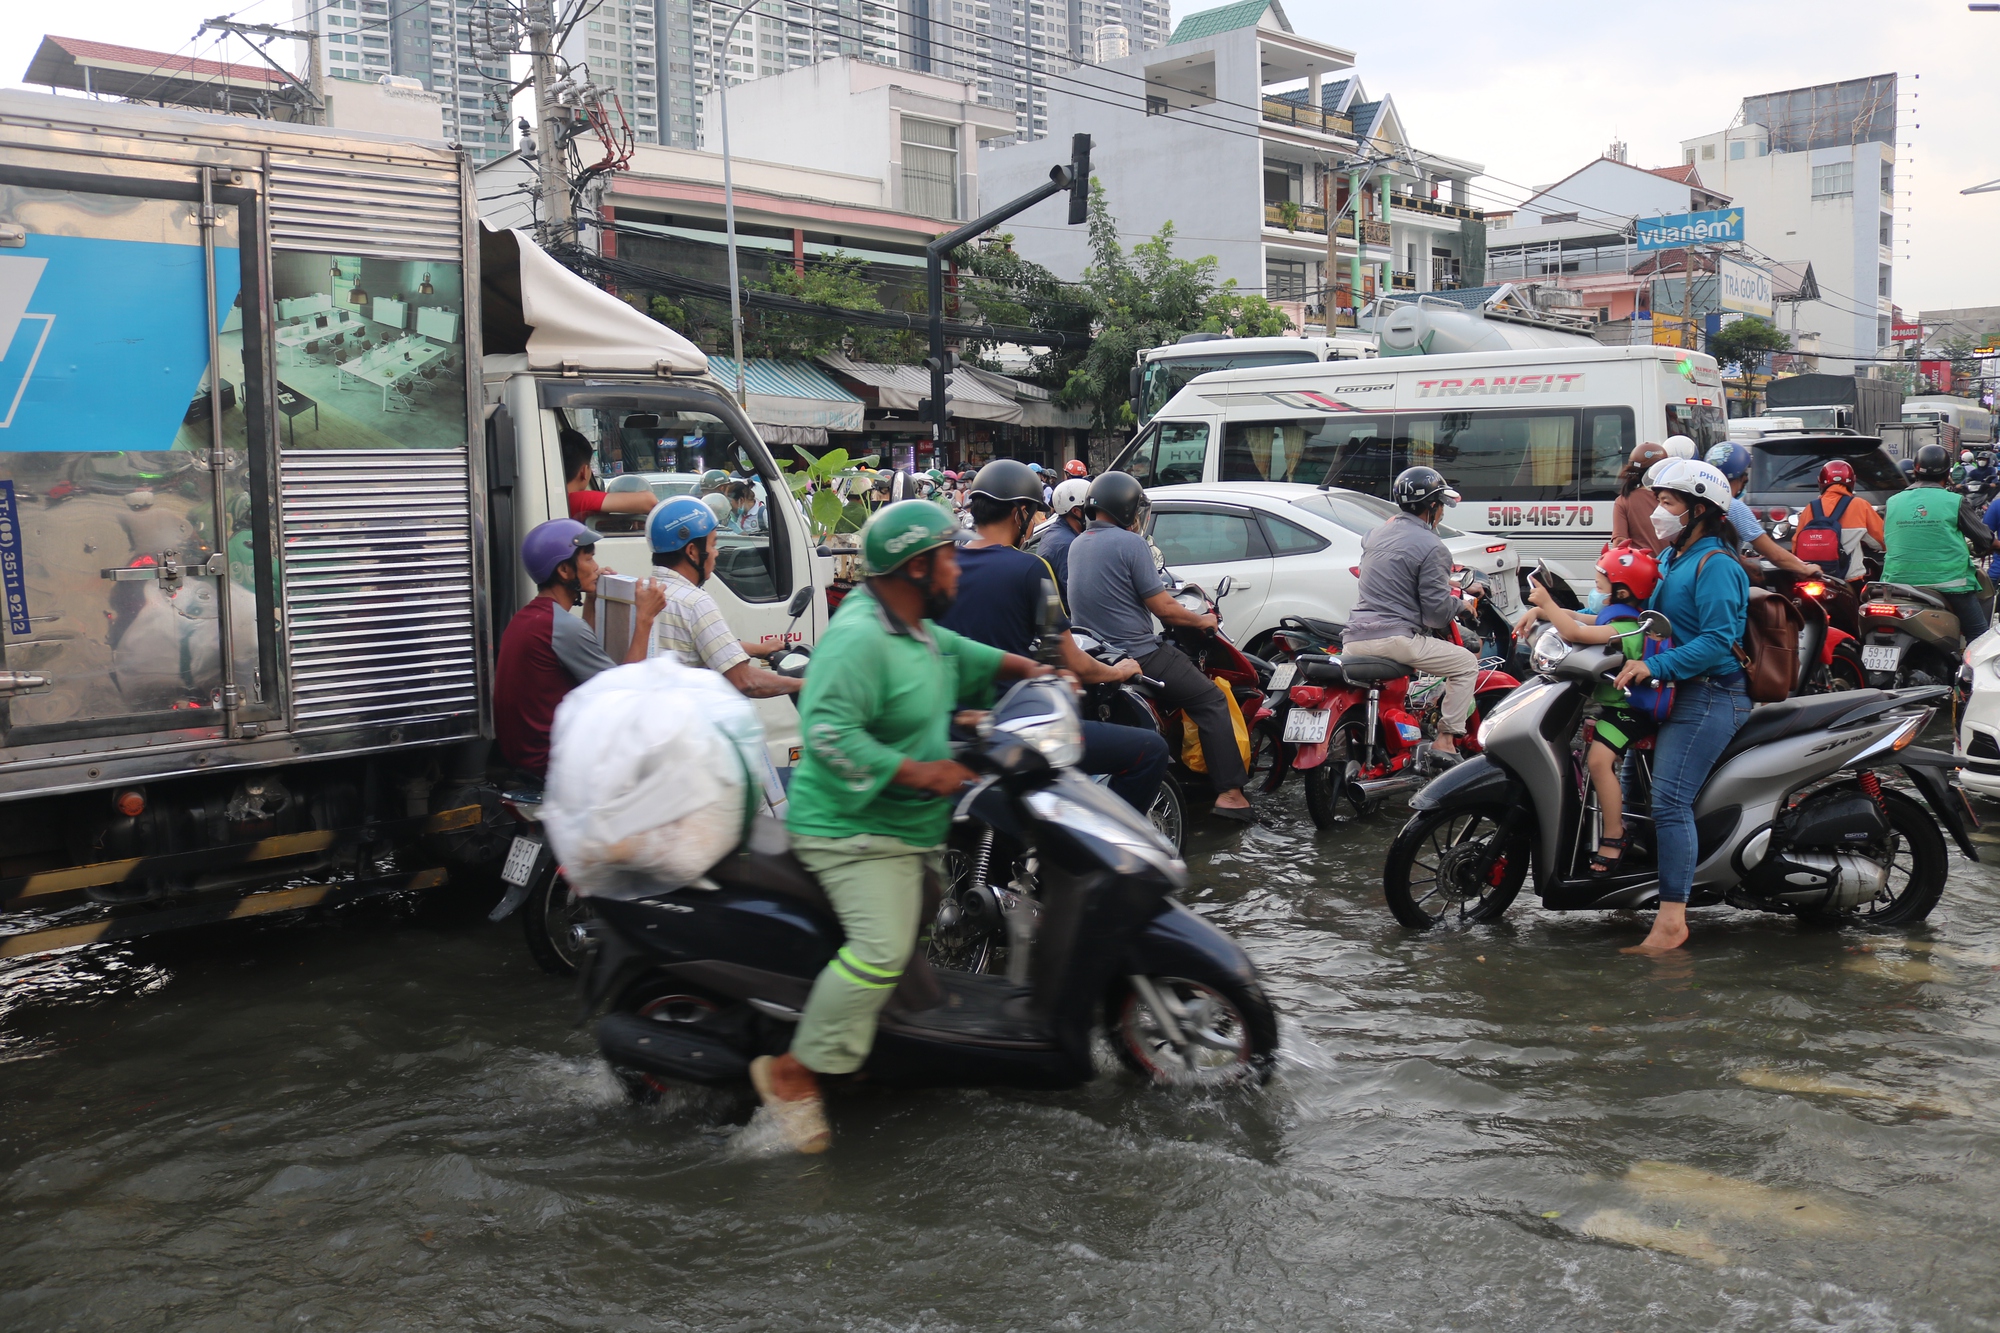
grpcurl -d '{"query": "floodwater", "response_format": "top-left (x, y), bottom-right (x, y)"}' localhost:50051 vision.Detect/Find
top-left (6, 776), bottom-right (2000, 1332)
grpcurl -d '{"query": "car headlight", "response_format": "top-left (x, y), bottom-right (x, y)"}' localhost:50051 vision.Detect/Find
top-left (1023, 786), bottom-right (1185, 884)
top-left (993, 679), bottom-right (1085, 768)
top-left (1530, 623), bottom-right (1571, 676)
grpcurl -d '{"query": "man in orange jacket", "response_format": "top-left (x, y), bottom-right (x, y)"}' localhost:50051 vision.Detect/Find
top-left (1790, 460), bottom-right (1884, 582)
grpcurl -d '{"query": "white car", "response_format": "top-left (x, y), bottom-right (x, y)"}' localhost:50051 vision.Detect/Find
top-left (1139, 482), bottom-right (1521, 657)
top-left (1956, 628), bottom-right (2000, 798)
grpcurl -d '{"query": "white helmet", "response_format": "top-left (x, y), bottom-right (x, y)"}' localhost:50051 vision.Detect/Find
top-left (1652, 458), bottom-right (1731, 507)
top-left (1051, 477), bottom-right (1091, 515)
top-left (1661, 434), bottom-right (1698, 460)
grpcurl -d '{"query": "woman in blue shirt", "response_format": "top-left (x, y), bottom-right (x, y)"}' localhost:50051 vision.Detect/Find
top-left (1612, 459), bottom-right (1751, 954)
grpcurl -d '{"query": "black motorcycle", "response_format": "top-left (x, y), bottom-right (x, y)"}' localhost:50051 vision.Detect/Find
top-left (580, 677), bottom-right (1279, 1096)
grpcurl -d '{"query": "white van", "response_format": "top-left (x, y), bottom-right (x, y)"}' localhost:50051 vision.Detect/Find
top-left (1114, 344), bottom-right (1727, 580)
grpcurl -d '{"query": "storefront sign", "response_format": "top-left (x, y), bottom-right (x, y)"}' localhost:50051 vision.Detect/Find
top-left (1636, 208), bottom-right (1746, 252)
top-left (1718, 256), bottom-right (1774, 318)
top-left (1891, 322), bottom-right (1924, 343)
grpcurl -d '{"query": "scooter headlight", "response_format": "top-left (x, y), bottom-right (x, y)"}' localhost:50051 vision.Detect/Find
top-left (1530, 623), bottom-right (1571, 677)
top-left (992, 677), bottom-right (1085, 768)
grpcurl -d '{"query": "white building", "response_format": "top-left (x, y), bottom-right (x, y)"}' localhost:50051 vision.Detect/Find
top-left (699, 57), bottom-right (1013, 221)
top-left (1679, 74), bottom-right (1899, 374)
top-left (294, 0), bottom-right (512, 162)
top-left (978, 0), bottom-right (1485, 332)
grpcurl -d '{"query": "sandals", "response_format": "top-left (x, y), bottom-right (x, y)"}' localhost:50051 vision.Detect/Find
top-left (1587, 834), bottom-right (1630, 878)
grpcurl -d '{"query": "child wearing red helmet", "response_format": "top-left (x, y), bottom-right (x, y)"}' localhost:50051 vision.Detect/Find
top-left (1514, 541), bottom-right (1664, 876)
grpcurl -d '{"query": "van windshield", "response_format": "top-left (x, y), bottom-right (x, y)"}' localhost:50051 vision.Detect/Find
top-left (1141, 351), bottom-right (1319, 419)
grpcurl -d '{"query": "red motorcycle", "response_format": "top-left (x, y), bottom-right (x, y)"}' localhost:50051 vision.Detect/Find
top-left (1278, 590), bottom-right (1519, 829)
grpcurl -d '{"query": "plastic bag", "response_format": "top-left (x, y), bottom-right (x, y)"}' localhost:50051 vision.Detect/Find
top-left (1179, 675), bottom-right (1252, 775)
top-left (542, 654), bottom-right (771, 899)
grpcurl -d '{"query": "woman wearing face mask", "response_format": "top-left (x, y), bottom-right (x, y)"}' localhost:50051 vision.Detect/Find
top-left (1608, 458), bottom-right (1751, 954)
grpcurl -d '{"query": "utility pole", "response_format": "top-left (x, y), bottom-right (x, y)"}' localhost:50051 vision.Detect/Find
top-left (526, 0), bottom-right (574, 247)
top-left (200, 16), bottom-right (324, 125)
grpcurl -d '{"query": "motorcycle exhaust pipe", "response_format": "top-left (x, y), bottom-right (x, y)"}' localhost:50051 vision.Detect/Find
top-left (1356, 774), bottom-right (1419, 798)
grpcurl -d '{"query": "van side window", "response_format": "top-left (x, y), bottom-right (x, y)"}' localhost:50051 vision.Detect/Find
top-left (1579, 407), bottom-right (1635, 501)
top-left (1117, 425), bottom-right (1159, 484)
top-left (1154, 422), bottom-right (1211, 485)
top-left (1225, 417), bottom-right (1391, 490)
top-left (1405, 409), bottom-right (1578, 502)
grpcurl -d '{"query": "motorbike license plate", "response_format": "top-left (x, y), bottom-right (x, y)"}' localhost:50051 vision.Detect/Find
top-left (500, 835), bottom-right (542, 886)
top-left (1266, 662), bottom-right (1298, 692)
top-left (1284, 706), bottom-right (1332, 745)
top-left (1862, 644), bottom-right (1902, 671)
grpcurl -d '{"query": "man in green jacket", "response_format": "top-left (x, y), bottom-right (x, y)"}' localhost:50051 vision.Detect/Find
top-left (1882, 443), bottom-right (1995, 639)
top-left (750, 500), bottom-right (1049, 1153)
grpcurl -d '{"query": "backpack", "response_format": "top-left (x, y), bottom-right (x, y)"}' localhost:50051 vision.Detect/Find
top-left (1696, 552), bottom-right (1801, 704)
top-left (1793, 493), bottom-right (1853, 576)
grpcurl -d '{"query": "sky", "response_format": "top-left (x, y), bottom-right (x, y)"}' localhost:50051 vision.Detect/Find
top-left (3, 0), bottom-right (1995, 316)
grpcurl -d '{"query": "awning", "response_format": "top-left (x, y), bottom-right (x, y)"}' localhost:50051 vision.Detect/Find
top-left (480, 224), bottom-right (708, 375)
top-left (958, 364), bottom-right (1093, 430)
top-left (816, 354), bottom-right (1023, 424)
top-left (705, 356), bottom-right (866, 434)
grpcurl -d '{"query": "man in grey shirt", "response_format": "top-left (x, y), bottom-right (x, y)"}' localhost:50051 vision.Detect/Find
top-left (1066, 472), bottom-right (1255, 822)
top-left (1343, 467), bottom-right (1481, 765)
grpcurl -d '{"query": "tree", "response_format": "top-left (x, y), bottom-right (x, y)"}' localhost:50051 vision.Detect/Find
top-left (1705, 317), bottom-right (1791, 376)
top-left (744, 252), bottom-right (923, 363)
top-left (1059, 181), bottom-right (1292, 429)
top-left (1939, 332), bottom-right (1984, 394)
top-left (955, 232), bottom-right (1095, 389)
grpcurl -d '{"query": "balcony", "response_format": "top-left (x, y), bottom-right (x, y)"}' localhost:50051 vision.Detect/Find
top-left (1263, 201), bottom-right (1327, 233)
top-left (1359, 218), bottom-right (1390, 246)
top-left (1390, 194), bottom-right (1486, 224)
top-left (1260, 98), bottom-right (1352, 138)
top-left (1391, 271), bottom-right (1417, 290)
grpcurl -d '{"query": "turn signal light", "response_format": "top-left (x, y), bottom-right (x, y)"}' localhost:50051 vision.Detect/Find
top-left (1800, 581), bottom-right (1826, 598)
top-left (114, 789), bottom-right (145, 818)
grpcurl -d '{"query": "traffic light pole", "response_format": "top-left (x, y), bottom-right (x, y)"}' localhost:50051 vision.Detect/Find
top-left (922, 134), bottom-right (1091, 456)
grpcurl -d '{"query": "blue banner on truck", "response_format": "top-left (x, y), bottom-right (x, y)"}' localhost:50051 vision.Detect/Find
top-left (0, 236), bottom-right (240, 452)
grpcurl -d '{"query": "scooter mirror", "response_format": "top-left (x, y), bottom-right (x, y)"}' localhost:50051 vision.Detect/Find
top-left (1216, 574), bottom-right (1234, 597)
top-left (1639, 609), bottom-right (1672, 641)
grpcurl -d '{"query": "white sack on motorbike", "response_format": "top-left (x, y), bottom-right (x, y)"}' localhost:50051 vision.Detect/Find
top-left (542, 654), bottom-right (769, 898)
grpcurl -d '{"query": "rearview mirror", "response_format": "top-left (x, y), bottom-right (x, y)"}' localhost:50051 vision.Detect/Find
top-left (786, 586), bottom-right (812, 618)
top-left (1639, 609), bottom-right (1672, 641)
top-left (1216, 574), bottom-right (1234, 596)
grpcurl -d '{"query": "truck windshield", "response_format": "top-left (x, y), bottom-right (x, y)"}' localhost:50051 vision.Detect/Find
top-left (1141, 351), bottom-right (1319, 421)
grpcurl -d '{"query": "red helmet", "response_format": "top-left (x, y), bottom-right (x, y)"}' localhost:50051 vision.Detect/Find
top-left (1064, 459), bottom-right (1089, 477)
top-left (1596, 540), bottom-right (1661, 601)
top-left (1818, 459), bottom-right (1856, 489)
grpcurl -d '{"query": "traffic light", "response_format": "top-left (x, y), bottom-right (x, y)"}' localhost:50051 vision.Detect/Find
top-left (1067, 133), bottom-right (1092, 226)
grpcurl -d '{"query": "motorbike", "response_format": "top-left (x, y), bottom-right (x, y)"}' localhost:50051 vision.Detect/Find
top-left (486, 784), bottom-right (591, 974)
top-left (578, 676), bottom-right (1280, 1098)
top-left (1381, 615), bottom-right (1977, 930)
top-left (1760, 566), bottom-right (1867, 694)
top-left (1073, 577), bottom-right (1273, 845)
top-left (1857, 582), bottom-right (1967, 692)
top-left (1276, 574), bottom-right (1520, 829)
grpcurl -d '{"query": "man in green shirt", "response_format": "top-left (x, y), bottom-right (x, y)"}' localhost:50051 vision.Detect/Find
top-left (1882, 443), bottom-right (1994, 639)
top-left (751, 500), bottom-right (1050, 1153)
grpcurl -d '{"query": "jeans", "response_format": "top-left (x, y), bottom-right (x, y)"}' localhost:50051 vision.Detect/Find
top-left (1649, 677), bottom-right (1752, 904)
top-left (1137, 644), bottom-right (1249, 793)
top-left (1080, 720), bottom-right (1170, 814)
top-left (1945, 590), bottom-right (1992, 642)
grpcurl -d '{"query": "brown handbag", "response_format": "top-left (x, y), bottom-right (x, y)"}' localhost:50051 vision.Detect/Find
top-left (1696, 552), bottom-right (1800, 702)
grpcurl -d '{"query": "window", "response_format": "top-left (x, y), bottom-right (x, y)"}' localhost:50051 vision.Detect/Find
top-left (1578, 407), bottom-right (1637, 501)
top-left (1880, 213), bottom-right (1894, 246)
top-left (1729, 140), bottom-right (1745, 160)
top-left (1664, 403), bottom-right (1728, 450)
top-left (1119, 421), bottom-right (1210, 486)
top-left (1264, 258), bottom-right (1307, 300)
top-left (1225, 417), bottom-right (1386, 487)
top-left (1879, 263), bottom-right (1893, 297)
top-left (901, 117), bottom-right (958, 219)
top-left (1409, 410), bottom-right (1576, 501)
top-left (1701, 144), bottom-right (1715, 160)
top-left (1260, 512), bottom-right (1327, 556)
top-left (1881, 161), bottom-right (1895, 195)
top-left (1811, 161), bottom-right (1853, 199)
top-left (1150, 509), bottom-right (1264, 566)
top-left (1683, 149), bottom-right (1695, 166)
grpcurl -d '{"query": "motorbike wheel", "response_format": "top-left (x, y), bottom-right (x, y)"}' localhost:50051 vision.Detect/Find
top-left (521, 872), bottom-right (592, 976)
top-left (1303, 716), bottom-right (1368, 829)
top-left (1149, 772), bottom-right (1188, 856)
top-left (1382, 803), bottom-right (1530, 929)
top-left (1826, 651), bottom-right (1865, 692)
top-left (1108, 972), bottom-right (1278, 1086)
top-left (1825, 788), bottom-right (1949, 928)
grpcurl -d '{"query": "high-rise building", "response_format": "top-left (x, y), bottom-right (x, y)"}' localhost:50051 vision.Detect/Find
top-left (296, 0), bottom-right (515, 162)
top-left (558, 1), bottom-right (660, 143)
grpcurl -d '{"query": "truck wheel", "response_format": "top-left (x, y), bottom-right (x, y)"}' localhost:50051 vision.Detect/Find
top-left (522, 872), bottom-right (592, 975)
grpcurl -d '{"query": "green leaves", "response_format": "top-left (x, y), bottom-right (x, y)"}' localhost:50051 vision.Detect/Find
top-left (809, 486), bottom-right (845, 537)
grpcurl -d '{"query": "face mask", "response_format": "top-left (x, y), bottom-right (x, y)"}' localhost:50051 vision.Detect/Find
top-left (1652, 507), bottom-right (1686, 542)
top-left (1583, 590), bottom-right (1609, 613)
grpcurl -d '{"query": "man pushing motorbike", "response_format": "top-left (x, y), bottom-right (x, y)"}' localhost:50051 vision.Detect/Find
top-left (750, 500), bottom-right (1052, 1153)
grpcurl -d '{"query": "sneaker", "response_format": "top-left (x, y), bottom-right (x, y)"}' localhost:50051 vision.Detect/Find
top-left (749, 1055), bottom-right (831, 1154)
top-left (1419, 746), bottom-right (1463, 774)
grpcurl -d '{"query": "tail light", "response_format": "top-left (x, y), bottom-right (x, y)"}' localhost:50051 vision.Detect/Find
top-left (1767, 506), bottom-right (1788, 521)
top-left (1486, 543), bottom-right (1507, 553)
top-left (1289, 684), bottom-right (1331, 709)
top-left (1348, 567), bottom-right (1361, 578)
top-left (1863, 602), bottom-right (1903, 619)
top-left (1799, 581), bottom-right (1826, 598)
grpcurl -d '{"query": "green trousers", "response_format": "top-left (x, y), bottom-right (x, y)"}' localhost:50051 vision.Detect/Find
top-left (788, 833), bottom-right (938, 1076)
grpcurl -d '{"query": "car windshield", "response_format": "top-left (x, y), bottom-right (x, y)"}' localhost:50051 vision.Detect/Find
top-left (1749, 443), bottom-right (1906, 494)
top-left (1291, 489), bottom-right (1464, 537)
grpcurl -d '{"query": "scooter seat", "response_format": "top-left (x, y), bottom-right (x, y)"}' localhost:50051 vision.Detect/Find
top-left (1334, 655), bottom-right (1416, 683)
top-left (1870, 583), bottom-right (1953, 612)
top-left (704, 847), bottom-right (837, 919)
top-left (1284, 615), bottom-right (1346, 644)
top-left (1714, 690), bottom-right (1891, 767)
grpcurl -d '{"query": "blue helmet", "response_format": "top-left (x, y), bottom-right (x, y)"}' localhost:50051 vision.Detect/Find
top-left (647, 495), bottom-right (719, 555)
top-left (1705, 441), bottom-right (1751, 481)
top-left (521, 519), bottom-right (598, 584)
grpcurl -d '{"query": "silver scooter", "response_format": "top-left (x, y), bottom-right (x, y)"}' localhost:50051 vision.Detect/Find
top-left (1381, 615), bottom-right (1980, 930)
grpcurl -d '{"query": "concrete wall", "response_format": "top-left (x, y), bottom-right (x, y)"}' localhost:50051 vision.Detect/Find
top-left (977, 25), bottom-right (1268, 287)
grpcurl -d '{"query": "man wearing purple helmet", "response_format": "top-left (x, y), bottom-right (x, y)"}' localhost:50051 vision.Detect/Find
top-left (494, 519), bottom-right (665, 778)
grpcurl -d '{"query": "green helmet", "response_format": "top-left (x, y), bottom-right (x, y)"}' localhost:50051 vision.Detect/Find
top-left (862, 499), bottom-right (958, 576)
top-left (700, 468), bottom-right (730, 493)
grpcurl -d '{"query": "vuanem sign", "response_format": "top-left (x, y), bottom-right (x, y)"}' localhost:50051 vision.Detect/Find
top-left (1636, 208), bottom-right (1746, 253)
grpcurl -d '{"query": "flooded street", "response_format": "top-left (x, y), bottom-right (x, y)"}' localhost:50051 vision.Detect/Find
top-left (6, 777), bottom-right (2000, 1332)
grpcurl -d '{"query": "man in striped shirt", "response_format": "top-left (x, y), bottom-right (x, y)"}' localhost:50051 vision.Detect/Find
top-left (644, 497), bottom-right (798, 699)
